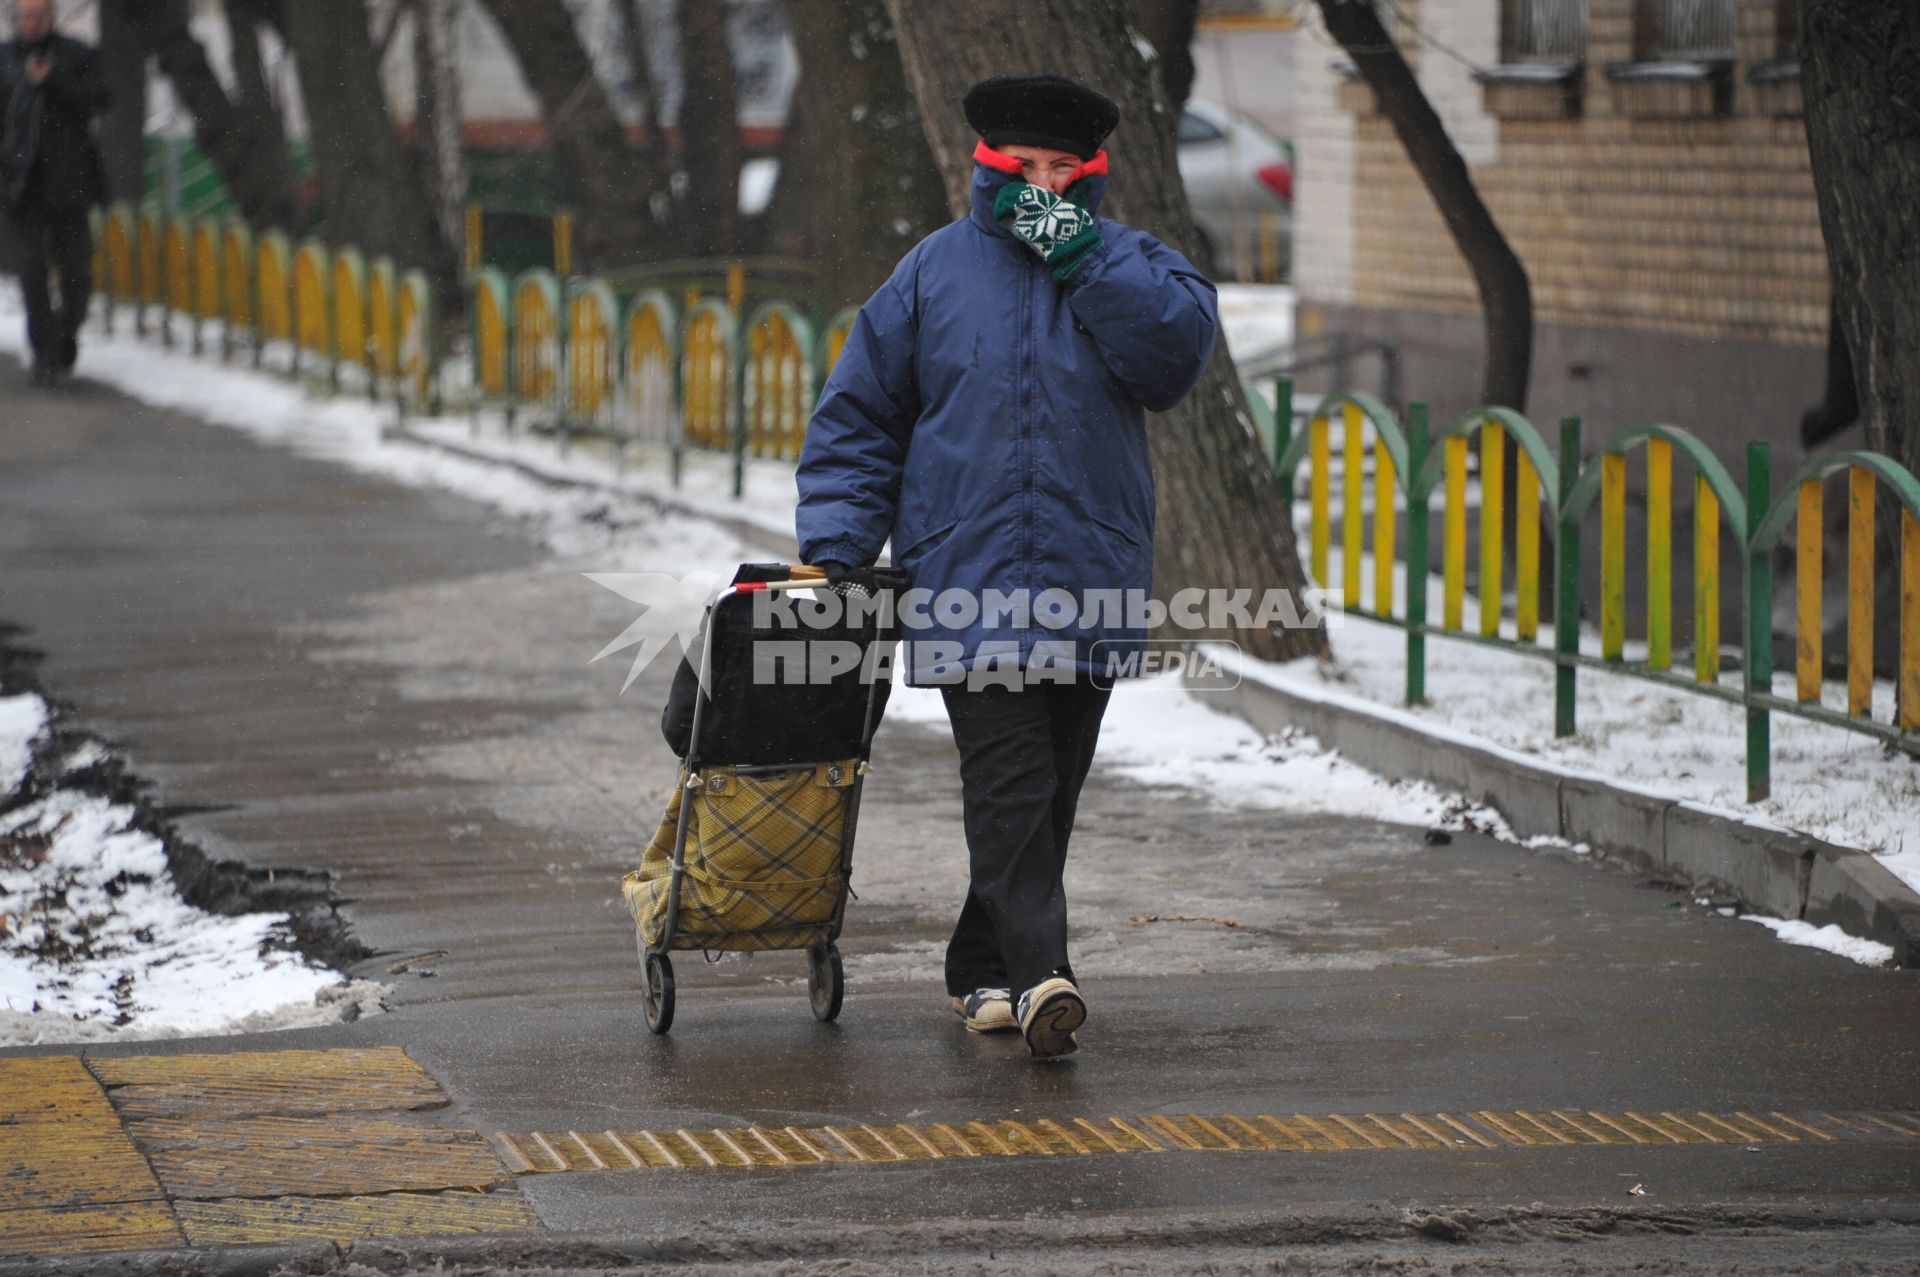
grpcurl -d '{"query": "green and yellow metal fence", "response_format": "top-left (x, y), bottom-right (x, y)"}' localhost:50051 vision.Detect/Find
top-left (1269, 381), bottom-right (1920, 802)
top-left (85, 211), bottom-right (1918, 805)
top-left (94, 205), bottom-right (432, 408)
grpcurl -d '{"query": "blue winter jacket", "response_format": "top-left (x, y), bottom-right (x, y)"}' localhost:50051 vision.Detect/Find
top-left (794, 141), bottom-right (1219, 686)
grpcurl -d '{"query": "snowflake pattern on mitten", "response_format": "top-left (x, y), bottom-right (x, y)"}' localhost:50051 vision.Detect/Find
top-left (998, 183), bottom-right (1098, 263)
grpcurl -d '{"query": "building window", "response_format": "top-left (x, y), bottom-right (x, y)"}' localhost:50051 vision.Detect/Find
top-left (1637, 0), bottom-right (1735, 62)
top-left (1502, 0), bottom-right (1587, 65)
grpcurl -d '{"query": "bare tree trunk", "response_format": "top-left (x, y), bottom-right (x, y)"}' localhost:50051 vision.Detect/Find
top-left (97, 0), bottom-right (147, 210)
top-left (225, 0), bottom-right (299, 222)
top-left (882, 0), bottom-right (1325, 661)
top-left (771, 0), bottom-right (947, 309)
top-left (675, 0), bottom-right (741, 257)
top-left (1315, 0), bottom-right (1532, 412)
top-left (1801, 0), bottom-right (1920, 478)
top-left (617, 0), bottom-right (676, 217)
top-left (129, 0), bottom-right (297, 228)
top-left (470, 0), bottom-right (656, 266)
top-left (414, 0), bottom-right (469, 270)
top-left (283, 0), bottom-right (447, 272)
top-left (1130, 0), bottom-right (1200, 111)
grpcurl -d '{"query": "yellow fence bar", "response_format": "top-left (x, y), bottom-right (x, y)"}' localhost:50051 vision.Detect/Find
top-left (553, 212), bottom-right (573, 277)
top-left (1601, 452), bottom-right (1625, 661)
top-left (397, 270), bottom-right (434, 408)
top-left (568, 285), bottom-right (617, 427)
top-left (221, 225), bottom-right (252, 335)
top-left (626, 294), bottom-right (677, 446)
top-left (164, 220), bottom-right (191, 322)
top-left (473, 278), bottom-right (508, 403)
top-left (1797, 479), bottom-right (1823, 703)
top-left (1479, 420), bottom-right (1505, 638)
top-left (1647, 438), bottom-right (1672, 670)
top-left (138, 209), bottom-right (163, 311)
top-left (192, 222), bottom-right (220, 323)
top-left (255, 233), bottom-right (291, 348)
top-left (465, 204), bottom-right (483, 274)
top-left (511, 274), bottom-right (560, 418)
top-left (680, 303), bottom-right (733, 450)
top-left (1374, 437), bottom-right (1396, 617)
top-left (293, 241), bottom-right (331, 368)
top-left (332, 250), bottom-right (368, 376)
top-left (1309, 415), bottom-right (1329, 589)
top-left (104, 207), bottom-right (134, 305)
top-left (1444, 435), bottom-right (1467, 632)
top-left (1343, 403), bottom-right (1363, 609)
top-left (1695, 477), bottom-right (1721, 683)
top-left (1903, 509), bottom-right (1920, 732)
top-left (745, 307), bottom-right (811, 460)
top-left (1515, 449), bottom-right (1539, 641)
top-left (368, 260), bottom-right (399, 384)
top-left (1847, 467), bottom-right (1874, 717)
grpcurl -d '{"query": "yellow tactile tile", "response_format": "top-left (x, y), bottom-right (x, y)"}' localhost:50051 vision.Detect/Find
top-left (174, 1190), bottom-right (537, 1246)
top-left (127, 1114), bottom-right (511, 1201)
top-left (0, 1202), bottom-right (184, 1256)
top-left (0, 1056), bottom-right (182, 1255)
top-left (91, 1046), bottom-right (449, 1120)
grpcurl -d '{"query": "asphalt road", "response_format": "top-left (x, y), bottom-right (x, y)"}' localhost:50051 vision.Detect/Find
top-left (1, 359), bottom-right (1917, 1273)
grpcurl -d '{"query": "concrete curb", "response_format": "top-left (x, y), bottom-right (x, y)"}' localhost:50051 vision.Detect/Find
top-left (388, 426), bottom-right (800, 560)
top-left (1197, 662), bottom-right (1920, 969)
top-left (10, 1200), bottom-right (1920, 1274)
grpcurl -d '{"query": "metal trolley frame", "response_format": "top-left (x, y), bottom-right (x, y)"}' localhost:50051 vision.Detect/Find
top-left (639, 566), bottom-right (890, 1034)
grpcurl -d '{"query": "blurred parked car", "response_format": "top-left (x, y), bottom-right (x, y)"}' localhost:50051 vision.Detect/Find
top-left (1176, 97), bottom-right (1293, 283)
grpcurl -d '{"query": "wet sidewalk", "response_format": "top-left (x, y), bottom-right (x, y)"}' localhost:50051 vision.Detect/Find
top-left (1, 363), bottom-right (1916, 1267)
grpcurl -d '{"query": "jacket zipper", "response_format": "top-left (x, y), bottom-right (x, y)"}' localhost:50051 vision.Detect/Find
top-left (1019, 246), bottom-right (1036, 665)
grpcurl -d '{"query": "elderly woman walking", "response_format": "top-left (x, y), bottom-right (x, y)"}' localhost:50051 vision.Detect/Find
top-left (795, 73), bottom-right (1218, 1059)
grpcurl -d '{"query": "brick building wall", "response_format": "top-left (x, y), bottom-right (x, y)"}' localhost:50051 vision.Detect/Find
top-left (1292, 0), bottom-right (1829, 459)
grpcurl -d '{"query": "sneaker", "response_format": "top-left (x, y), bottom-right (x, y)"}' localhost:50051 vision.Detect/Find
top-left (950, 987), bottom-right (1015, 1034)
top-left (56, 333), bottom-right (77, 373)
top-left (1015, 976), bottom-right (1086, 1059)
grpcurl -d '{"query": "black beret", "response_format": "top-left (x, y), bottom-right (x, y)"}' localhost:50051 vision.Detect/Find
top-left (963, 74), bottom-right (1120, 161)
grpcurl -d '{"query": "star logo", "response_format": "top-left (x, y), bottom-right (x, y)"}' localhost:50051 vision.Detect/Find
top-left (583, 569), bottom-right (727, 694)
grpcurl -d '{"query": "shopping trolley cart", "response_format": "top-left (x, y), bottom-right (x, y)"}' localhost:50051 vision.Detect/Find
top-left (622, 562), bottom-right (903, 1034)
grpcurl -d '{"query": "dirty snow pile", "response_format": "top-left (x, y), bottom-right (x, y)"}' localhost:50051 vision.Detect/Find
top-left (0, 692), bottom-right (380, 1046)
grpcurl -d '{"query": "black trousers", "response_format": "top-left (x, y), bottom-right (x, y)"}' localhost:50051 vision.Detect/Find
top-left (940, 678), bottom-right (1113, 1002)
top-left (8, 207), bottom-right (93, 369)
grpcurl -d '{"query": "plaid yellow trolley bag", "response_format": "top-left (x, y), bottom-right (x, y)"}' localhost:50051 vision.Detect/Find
top-left (623, 563), bottom-right (902, 1034)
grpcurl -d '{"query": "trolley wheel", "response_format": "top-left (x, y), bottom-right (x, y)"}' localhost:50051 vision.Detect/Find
top-left (642, 949), bottom-right (675, 1034)
top-left (807, 944), bottom-right (844, 1022)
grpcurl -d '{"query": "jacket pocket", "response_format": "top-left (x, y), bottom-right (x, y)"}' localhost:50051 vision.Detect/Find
top-left (1087, 511), bottom-right (1148, 553)
top-left (893, 515), bottom-right (960, 570)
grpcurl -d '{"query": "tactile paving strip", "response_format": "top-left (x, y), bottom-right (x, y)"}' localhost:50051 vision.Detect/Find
top-left (1, 1048), bottom-right (536, 1258)
top-left (173, 1190), bottom-right (538, 1246)
top-left (495, 1108), bottom-right (1920, 1172)
top-left (0, 1057), bottom-right (184, 1255)
top-left (127, 1114), bottom-right (512, 1200)
top-left (91, 1046), bottom-right (449, 1120)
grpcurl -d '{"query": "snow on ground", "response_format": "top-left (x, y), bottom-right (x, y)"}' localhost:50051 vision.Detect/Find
top-left (1739, 915), bottom-right (1895, 967)
top-left (0, 693), bottom-right (384, 1045)
top-left (887, 671), bottom-right (1521, 838)
top-left (0, 693), bottom-right (45, 794)
top-left (1234, 546), bottom-right (1920, 879)
top-left (2, 297), bottom-right (1903, 969)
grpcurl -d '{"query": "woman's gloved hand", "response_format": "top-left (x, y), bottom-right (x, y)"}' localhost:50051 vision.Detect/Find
top-left (994, 181), bottom-right (1103, 281)
top-left (814, 561), bottom-right (911, 597)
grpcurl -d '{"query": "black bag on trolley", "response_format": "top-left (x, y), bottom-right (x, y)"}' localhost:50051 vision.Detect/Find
top-left (659, 562), bottom-right (906, 765)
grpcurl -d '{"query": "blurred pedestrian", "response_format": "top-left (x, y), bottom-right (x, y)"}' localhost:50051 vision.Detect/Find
top-left (2, 0), bottom-right (109, 386)
top-left (795, 73), bottom-right (1218, 1059)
